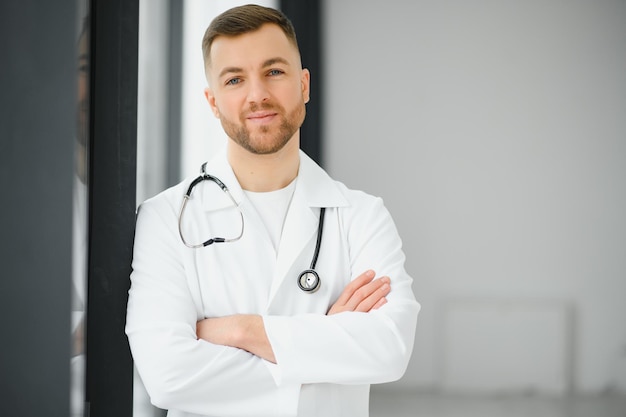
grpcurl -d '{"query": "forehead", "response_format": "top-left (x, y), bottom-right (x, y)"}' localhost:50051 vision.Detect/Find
top-left (208, 24), bottom-right (300, 74)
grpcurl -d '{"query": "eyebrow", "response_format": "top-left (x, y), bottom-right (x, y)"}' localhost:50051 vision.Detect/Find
top-left (218, 57), bottom-right (291, 79)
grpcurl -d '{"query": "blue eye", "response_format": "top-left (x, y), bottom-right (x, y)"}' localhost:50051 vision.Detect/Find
top-left (226, 78), bottom-right (241, 86)
top-left (268, 69), bottom-right (284, 76)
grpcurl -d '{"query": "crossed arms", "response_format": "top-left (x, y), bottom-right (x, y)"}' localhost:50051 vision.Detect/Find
top-left (196, 270), bottom-right (391, 363)
top-left (126, 187), bottom-right (419, 414)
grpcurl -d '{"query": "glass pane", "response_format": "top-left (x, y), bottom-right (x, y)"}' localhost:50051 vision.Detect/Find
top-left (71, 0), bottom-right (90, 415)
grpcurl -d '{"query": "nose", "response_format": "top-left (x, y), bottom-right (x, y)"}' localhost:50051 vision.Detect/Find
top-left (246, 77), bottom-right (270, 105)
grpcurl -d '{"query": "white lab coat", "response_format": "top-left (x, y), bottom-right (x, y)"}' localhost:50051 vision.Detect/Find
top-left (126, 149), bottom-right (419, 417)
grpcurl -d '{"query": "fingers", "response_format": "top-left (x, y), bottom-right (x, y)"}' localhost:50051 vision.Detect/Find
top-left (371, 296), bottom-right (388, 310)
top-left (328, 270), bottom-right (391, 315)
top-left (349, 275), bottom-right (390, 313)
top-left (333, 270), bottom-right (376, 306)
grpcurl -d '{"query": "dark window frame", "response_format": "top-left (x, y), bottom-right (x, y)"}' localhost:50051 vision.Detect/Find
top-left (85, 0), bottom-right (138, 416)
top-left (281, 0), bottom-right (324, 166)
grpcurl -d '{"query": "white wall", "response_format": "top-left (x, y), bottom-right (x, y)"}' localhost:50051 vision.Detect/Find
top-left (323, 0), bottom-right (626, 394)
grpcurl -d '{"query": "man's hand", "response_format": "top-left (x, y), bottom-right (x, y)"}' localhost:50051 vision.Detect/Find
top-left (196, 315), bottom-right (276, 363)
top-left (327, 270), bottom-right (390, 315)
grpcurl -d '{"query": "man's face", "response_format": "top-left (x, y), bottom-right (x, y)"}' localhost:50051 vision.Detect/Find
top-left (204, 24), bottom-right (310, 155)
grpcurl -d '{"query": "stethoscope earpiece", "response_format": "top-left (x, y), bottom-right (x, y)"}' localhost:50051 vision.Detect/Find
top-left (298, 269), bottom-right (321, 293)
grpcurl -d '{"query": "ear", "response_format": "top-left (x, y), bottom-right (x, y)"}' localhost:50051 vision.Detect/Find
top-left (301, 68), bottom-right (311, 104)
top-left (204, 87), bottom-right (220, 118)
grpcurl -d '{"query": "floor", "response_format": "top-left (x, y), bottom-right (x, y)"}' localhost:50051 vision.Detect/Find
top-left (134, 379), bottom-right (626, 417)
top-left (370, 390), bottom-right (626, 417)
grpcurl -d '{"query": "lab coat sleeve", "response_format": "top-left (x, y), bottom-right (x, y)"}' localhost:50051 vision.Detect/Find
top-left (263, 194), bottom-right (420, 386)
top-left (126, 198), bottom-right (300, 416)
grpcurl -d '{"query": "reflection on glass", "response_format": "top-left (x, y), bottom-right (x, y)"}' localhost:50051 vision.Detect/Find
top-left (71, 2), bottom-right (89, 416)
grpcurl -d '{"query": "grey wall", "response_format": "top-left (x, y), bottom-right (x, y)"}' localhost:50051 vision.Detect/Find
top-left (323, 0), bottom-right (626, 394)
top-left (0, 0), bottom-right (78, 415)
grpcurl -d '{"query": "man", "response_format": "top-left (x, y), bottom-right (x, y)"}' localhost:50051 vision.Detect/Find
top-left (126, 5), bottom-right (419, 417)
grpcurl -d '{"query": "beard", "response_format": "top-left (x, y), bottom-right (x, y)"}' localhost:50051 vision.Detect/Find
top-left (219, 99), bottom-right (306, 155)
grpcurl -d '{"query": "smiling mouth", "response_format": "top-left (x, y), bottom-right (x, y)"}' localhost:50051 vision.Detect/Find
top-left (246, 111), bottom-right (278, 123)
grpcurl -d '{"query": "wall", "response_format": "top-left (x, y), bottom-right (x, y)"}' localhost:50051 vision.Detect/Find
top-left (323, 0), bottom-right (626, 394)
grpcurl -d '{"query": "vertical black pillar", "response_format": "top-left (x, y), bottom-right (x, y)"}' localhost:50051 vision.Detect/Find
top-left (280, 0), bottom-right (324, 166)
top-left (86, 0), bottom-right (138, 415)
top-left (0, 0), bottom-right (76, 415)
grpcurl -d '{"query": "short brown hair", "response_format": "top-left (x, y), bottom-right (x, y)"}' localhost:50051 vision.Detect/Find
top-left (202, 4), bottom-right (299, 69)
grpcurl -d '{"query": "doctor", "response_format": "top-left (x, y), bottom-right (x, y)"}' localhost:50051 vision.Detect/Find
top-left (126, 4), bottom-right (419, 417)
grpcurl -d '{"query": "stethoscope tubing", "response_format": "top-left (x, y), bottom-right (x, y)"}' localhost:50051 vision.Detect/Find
top-left (178, 164), bottom-right (244, 248)
top-left (179, 163), bottom-right (324, 293)
top-left (309, 207), bottom-right (325, 270)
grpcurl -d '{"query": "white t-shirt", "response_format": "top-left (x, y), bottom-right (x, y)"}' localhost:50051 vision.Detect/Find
top-left (243, 179), bottom-right (297, 254)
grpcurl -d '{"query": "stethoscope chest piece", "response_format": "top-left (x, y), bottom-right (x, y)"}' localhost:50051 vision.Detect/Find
top-left (297, 207), bottom-right (326, 293)
top-left (298, 269), bottom-right (321, 293)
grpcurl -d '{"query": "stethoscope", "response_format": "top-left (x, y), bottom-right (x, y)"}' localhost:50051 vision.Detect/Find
top-left (178, 163), bottom-right (324, 293)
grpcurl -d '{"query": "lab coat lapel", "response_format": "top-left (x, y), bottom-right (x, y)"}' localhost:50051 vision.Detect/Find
top-left (266, 151), bottom-right (349, 305)
top-left (268, 190), bottom-right (317, 302)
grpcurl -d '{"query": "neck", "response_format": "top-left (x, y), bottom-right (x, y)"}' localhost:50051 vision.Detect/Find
top-left (227, 137), bottom-right (300, 192)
